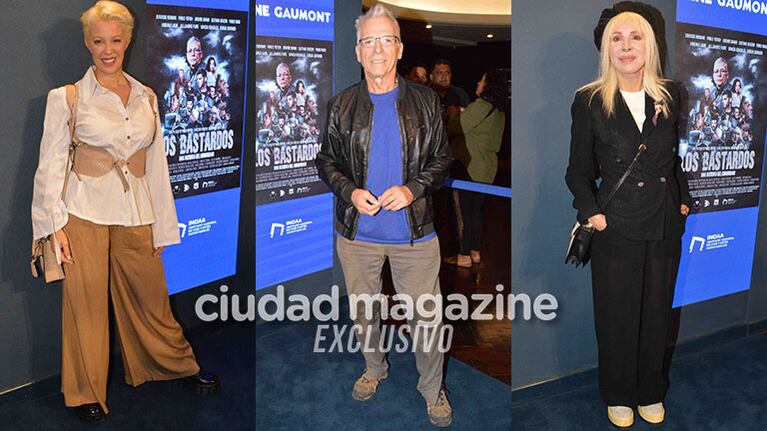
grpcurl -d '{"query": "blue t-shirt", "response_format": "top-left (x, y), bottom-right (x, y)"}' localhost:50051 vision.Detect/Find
top-left (355, 87), bottom-right (435, 244)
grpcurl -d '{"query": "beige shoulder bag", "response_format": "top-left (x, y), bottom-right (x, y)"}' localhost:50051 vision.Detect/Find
top-left (30, 84), bottom-right (80, 283)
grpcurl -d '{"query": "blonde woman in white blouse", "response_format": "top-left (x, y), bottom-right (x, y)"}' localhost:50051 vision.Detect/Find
top-left (31, 1), bottom-right (218, 424)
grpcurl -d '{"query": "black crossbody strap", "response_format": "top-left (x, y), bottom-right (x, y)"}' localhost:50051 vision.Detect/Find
top-left (599, 143), bottom-right (647, 210)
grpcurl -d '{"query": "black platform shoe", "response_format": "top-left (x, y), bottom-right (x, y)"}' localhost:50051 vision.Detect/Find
top-left (76, 403), bottom-right (105, 424)
top-left (181, 371), bottom-right (220, 394)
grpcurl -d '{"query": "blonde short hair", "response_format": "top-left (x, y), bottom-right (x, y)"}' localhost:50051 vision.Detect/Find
top-left (81, 1), bottom-right (134, 43)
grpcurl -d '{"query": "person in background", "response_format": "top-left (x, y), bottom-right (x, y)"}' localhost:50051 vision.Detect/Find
top-left (406, 61), bottom-right (430, 86)
top-left (430, 58), bottom-right (470, 114)
top-left (444, 69), bottom-right (507, 267)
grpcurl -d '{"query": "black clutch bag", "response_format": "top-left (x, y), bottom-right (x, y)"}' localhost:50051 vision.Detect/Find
top-left (565, 143), bottom-right (646, 266)
top-left (565, 222), bottom-right (596, 266)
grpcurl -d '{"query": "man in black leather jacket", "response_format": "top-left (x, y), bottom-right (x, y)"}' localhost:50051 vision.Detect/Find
top-left (315, 4), bottom-right (453, 428)
top-left (315, 62), bottom-right (451, 241)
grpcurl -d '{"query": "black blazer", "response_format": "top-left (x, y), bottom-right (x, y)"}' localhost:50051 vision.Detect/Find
top-left (565, 82), bottom-right (691, 241)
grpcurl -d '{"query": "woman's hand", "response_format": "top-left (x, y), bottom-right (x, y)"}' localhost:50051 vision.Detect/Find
top-left (52, 229), bottom-right (74, 264)
top-left (588, 214), bottom-right (607, 231)
top-left (446, 105), bottom-right (462, 118)
top-left (680, 204), bottom-right (690, 216)
top-left (152, 246), bottom-right (165, 258)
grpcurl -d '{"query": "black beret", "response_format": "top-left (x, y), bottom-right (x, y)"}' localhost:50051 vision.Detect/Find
top-left (593, 1), bottom-right (668, 72)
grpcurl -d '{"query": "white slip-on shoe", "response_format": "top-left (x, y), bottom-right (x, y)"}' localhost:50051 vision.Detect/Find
top-left (607, 405), bottom-right (634, 428)
top-left (638, 402), bottom-right (665, 424)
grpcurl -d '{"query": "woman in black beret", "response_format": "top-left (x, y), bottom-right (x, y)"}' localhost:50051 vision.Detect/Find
top-left (565, 2), bottom-right (690, 427)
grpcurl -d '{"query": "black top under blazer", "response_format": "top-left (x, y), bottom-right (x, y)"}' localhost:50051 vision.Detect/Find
top-left (565, 82), bottom-right (691, 241)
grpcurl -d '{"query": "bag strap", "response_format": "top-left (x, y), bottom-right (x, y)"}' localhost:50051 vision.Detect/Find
top-left (599, 143), bottom-right (647, 210)
top-left (61, 83), bottom-right (80, 202)
top-left (59, 83), bottom-right (158, 203)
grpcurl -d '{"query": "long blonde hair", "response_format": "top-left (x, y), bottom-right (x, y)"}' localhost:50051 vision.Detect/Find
top-left (579, 11), bottom-right (670, 117)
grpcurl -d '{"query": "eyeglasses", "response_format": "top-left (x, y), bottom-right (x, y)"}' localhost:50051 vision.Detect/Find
top-left (357, 35), bottom-right (400, 48)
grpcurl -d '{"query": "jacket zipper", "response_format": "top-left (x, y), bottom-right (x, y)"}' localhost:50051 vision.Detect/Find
top-left (351, 105), bottom-right (374, 239)
top-left (396, 99), bottom-right (416, 246)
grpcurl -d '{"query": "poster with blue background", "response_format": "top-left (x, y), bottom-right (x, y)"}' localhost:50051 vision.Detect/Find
top-left (674, 0), bottom-right (767, 306)
top-left (255, 0), bottom-right (334, 290)
top-left (147, 0), bottom-right (249, 294)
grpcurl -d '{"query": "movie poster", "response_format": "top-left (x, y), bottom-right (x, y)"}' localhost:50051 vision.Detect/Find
top-left (146, 0), bottom-right (249, 295)
top-left (255, 0), bottom-right (334, 290)
top-left (672, 0), bottom-right (767, 307)
top-left (146, 6), bottom-right (248, 198)
top-left (255, 36), bottom-right (332, 204)
top-left (676, 22), bottom-right (767, 213)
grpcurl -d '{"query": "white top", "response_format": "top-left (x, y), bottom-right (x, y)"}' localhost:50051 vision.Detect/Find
top-left (31, 67), bottom-right (181, 248)
top-left (620, 89), bottom-right (646, 132)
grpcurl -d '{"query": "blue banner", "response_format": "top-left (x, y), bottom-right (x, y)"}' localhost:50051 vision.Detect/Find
top-left (164, 187), bottom-right (241, 294)
top-left (677, 0), bottom-right (767, 37)
top-left (255, 0), bottom-right (334, 41)
top-left (675, 208), bottom-right (760, 305)
top-left (148, 0), bottom-right (249, 12)
top-left (256, 193), bottom-right (334, 289)
top-left (673, 1), bottom-right (767, 307)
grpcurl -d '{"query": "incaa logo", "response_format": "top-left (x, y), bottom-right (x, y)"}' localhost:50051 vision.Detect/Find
top-left (189, 217), bottom-right (207, 225)
top-left (690, 236), bottom-right (705, 253)
top-left (270, 223), bottom-right (285, 238)
top-left (689, 232), bottom-right (733, 253)
top-left (269, 218), bottom-right (313, 239)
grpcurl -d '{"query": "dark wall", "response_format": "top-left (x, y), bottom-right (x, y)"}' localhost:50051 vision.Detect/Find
top-left (511, 0), bottom-right (767, 389)
top-left (0, 1), bottom-right (252, 394)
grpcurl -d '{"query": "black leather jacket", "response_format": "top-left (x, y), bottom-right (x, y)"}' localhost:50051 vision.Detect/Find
top-left (316, 77), bottom-right (453, 240)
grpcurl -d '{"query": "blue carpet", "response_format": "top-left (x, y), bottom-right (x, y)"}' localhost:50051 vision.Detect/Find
top-left (0, 322), bottom-right (254, 430)
top-left (256, 319), bottom-right (512, 430)
top-left (512, 334), bottom-right (767, 430)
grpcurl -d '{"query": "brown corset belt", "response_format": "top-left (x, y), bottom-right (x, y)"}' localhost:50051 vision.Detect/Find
top-left (71, 143), bottom-right (148, 192)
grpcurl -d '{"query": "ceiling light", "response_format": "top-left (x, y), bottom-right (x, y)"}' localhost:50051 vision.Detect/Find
top-left (425, 24), bottom-right (432, 29)
top-left (486, 34), bottom-right (494, 38)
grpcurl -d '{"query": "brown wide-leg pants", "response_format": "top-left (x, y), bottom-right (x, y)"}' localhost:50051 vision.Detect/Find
top-left (61, 215), bottom-right (200, 413)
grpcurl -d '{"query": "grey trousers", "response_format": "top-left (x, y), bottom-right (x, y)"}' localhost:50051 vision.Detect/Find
top-left (336, 235), bottom-right (444, 404)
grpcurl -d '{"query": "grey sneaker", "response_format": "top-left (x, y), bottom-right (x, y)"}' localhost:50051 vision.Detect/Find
top-left (352, 370), bottom-right (388, 401)
top-left (427, 389), bottom-right (453, 427)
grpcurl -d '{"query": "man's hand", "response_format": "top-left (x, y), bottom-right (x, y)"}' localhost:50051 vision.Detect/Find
top-left (152, 246), bottom-right (165, 258)
top-left (379, 185), bottom-right (414, 211)
top-left (680, 204), bottom-right (690, 216)
top-left (351, 189), bottom-right (381, 216)
top-left (588, 214), bottom-right (607, 232)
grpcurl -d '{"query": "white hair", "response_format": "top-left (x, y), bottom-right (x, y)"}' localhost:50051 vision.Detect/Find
top-left (355, 4), bottom-right (400, 41)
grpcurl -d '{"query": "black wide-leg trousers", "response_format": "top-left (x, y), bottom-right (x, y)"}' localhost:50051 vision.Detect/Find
top-left (590, 224), bottom-right (681, 406)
